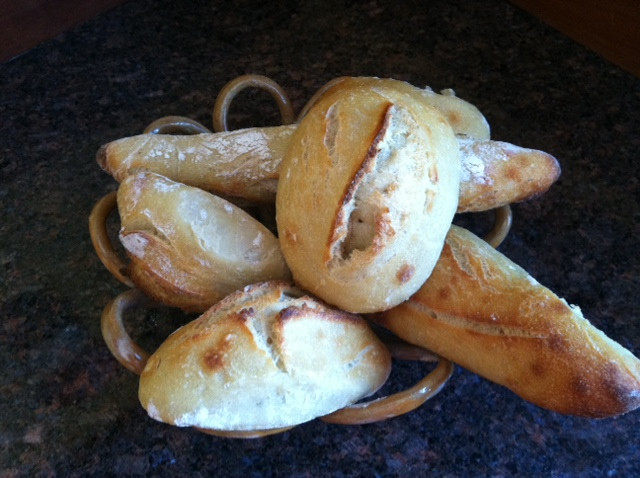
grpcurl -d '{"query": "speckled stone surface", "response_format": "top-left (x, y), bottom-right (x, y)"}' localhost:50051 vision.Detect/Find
top-left (1, 0), bottom-right (639, 476)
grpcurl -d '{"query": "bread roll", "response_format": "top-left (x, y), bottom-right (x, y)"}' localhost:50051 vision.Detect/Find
top-left (276, 79), bottom-right (461, 313)
top-left (117, 171), bottom-right (291, 312)
top-left (373, 225), bottom-right (640, 417)
top-left (100, 125), bottom-right (296, 204)
top-left (138, 281), bottom-right (392, 431)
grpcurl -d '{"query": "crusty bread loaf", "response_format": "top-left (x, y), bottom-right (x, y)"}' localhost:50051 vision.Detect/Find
top-left (138, 281), bottom-right (392, 431)
top-left (373, 225), bottom-right (640, 417)
top-left (117, 171), bottom-right (291, 312)
top-left (276, 79), bottom-right (461, 313)
top-left (100, 125), bottom-right (296, 204)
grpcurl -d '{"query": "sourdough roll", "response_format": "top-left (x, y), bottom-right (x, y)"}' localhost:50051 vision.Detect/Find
top-left (276, 79), bottom-right (461, 313)
top-left (373, 226), bottom-right (640, 418)
top-left (138, 281), bottom-right (392, 431)
top-left (117, 171), bottom-right (291, 312)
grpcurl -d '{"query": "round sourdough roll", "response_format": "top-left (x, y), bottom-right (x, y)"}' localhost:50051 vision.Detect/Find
top-left (276, 79), bottom-right (461, 313)
top-left (138, 281), bottom-right (392, 431)
top-left (373, 225), bottom-right (640, 418)
top-left (117, 171), bottom-right (291, 312)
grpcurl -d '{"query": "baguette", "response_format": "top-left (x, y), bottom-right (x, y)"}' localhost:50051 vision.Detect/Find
top-left (117, 171), bottom-right (291, 312)
top-left (276, 79), bottom-right (461, 313)
top-left (373, 225), bottom-right (640, 417)
top-left (138, 281), bottom-right (392, 431)
top-left (98, 129), bottom-right (558, 212)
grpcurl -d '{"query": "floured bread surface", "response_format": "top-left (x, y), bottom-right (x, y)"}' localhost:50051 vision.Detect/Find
top-left (138, 281), bottom-right (392, 431)
top-left (374, 226), bottom-right (640, 418)
top-left (117, 171), bottom-right (291, 312)
top-left (276, 79), bottom-right (461, 313)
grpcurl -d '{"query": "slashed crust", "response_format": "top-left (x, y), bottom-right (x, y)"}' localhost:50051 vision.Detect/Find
top-left (138, 281), bottom-right (391, 431)
top-left (303, 76), bottom-right (491, 140)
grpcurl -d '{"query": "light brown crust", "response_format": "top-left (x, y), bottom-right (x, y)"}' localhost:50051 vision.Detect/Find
top-left (325, 102), bottom-right (395, 266)
top-left (373, 226), bottom-right (640, 418)
top-left (117, 171), bottom-right (291, 312)
top-left (99, 125), bottom-right (296, 204)
top-left (138, 281), bottom-right (392, 431)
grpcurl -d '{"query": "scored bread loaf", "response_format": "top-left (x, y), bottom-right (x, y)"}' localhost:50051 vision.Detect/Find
top-left (276, 78), bottom-right (461, 313)
top-left (372, 225), bottom-right (640, 418)
top-left (117, 171), bottom-right (291, 312)
top-left (138, 281), bottom-right (392, 431)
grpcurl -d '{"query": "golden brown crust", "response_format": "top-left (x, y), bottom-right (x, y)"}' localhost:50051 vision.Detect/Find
top-left (373, 226), bottom-right (640, 417)
top-left (138, 281), bottom-right (392, 431)
top-left (276, 79), bottom-right (461, 313)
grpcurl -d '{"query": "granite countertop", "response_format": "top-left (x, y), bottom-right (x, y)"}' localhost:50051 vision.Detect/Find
top-left (2, 0), bottom-right (639, 476)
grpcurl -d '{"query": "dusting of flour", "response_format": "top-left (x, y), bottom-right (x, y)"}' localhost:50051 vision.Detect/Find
top-left (457, 137), bottom-right (490, 185)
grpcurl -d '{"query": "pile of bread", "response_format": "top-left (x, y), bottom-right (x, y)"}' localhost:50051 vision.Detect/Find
top-left (94, 76), bottom-right (640, 436)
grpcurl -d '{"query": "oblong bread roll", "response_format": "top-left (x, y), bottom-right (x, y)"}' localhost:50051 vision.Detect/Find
top-left (138, 281), bottom-right (392, 431)
top-left (373, 225), bottom-right (640, 418)
top-left (98, 130), bottom-right (559, 213)
top-left (117, 171), bottom-right (291, 312)
top-left (276, 80), bottom-right (461, 313)
top-left (100, 124), bottom-right (296, 204)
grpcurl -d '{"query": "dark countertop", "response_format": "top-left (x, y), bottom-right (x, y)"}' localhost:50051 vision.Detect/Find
top-left (2, 1), bottom-right (639, 476)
